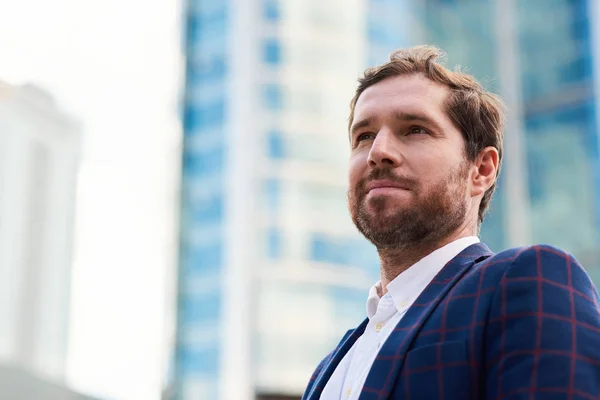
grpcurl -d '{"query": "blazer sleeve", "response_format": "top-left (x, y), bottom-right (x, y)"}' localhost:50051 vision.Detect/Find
top-left (485, 245), bottom-right (600, 399)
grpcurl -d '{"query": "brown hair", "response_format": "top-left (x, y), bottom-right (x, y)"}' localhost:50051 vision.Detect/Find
top-left (349, 45), bottom-right (505, 224)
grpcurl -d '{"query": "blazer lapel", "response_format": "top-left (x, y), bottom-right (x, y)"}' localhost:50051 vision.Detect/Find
top-left (306, 318), bottom-right (369, 400)
top-left (358, 243), bottom-right (493, 400)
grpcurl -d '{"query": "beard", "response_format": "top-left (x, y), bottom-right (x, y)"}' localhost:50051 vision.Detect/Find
top-left (348, 162), bottom-right (469, 250)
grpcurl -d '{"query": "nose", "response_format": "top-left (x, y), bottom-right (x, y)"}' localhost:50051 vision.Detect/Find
top-left (367, 129), bottom-right (401, 169)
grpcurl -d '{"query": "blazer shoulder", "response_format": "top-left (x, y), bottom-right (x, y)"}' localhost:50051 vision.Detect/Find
top-left (479, 244), bottom-right (593, 287)
top-left (477, 243), bottom-right (576, 267)
top-left (498, 244), bottom-right (578, 269)
top-left (471, 244), bottom-right (585, 281)
top-left (469, 245), bottom-right (523, 274)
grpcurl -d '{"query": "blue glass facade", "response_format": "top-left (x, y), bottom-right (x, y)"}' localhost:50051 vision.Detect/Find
top-left (309, 233), bottom-right (379, 274)
top-left (516, 0), bottom-right (600, 266)
top-left (367, 0), bottom-right (413, 65)
top-left (176, 0), bottom-right (228, 398)
top-left (409, 0), bottom-right (600, 280)
top-left (251, 1), bottom-right (384, 393)
top-left (176, 1), bottom-right (600, 398)
top-left (263, 0), bottom-right (280, 21)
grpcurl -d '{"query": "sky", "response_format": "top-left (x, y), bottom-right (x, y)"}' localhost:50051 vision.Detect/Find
top-left (0, 0), bottom-right (182, 399)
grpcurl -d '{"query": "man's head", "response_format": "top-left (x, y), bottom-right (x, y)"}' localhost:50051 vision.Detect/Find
top-left (347, 46), bottom-right (504, 250)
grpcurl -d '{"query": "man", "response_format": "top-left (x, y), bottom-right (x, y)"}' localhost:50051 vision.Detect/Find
top-left (303, 46), bottom-right (600, 400)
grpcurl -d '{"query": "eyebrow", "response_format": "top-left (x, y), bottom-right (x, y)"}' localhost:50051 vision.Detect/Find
top-left (396, 111), bottom-right (442, 131)
top-left (350, 117), bottom-right (373, 137)
top-left (349, 111), bottom-right (444, 139)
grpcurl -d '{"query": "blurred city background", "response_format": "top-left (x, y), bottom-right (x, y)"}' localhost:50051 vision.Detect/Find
top-left (0, 0), bottom-right (599, 399)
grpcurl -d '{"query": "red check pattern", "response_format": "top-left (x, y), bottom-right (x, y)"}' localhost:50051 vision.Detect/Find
top-left (303, 244), bottom-right (600, 400)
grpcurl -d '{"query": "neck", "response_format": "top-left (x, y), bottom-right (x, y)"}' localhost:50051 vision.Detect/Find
top-left (377, 225), bottom-right (476, 295)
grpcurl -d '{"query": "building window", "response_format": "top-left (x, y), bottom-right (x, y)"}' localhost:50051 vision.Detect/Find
top-left (188, 56), bottom-right (227, 86)
top-left (558, 56), bottom-right (591, 85)
top-left (264, 179), bottom-right (280, 211)
top-left (522, 102), bottom-right (600, 254)
top-left (263, 39), bottom-right (281, 65)
top-left (177, 344), bottom-right (220, 375)
top-left (183, 240), bottom-right (223, 273)
top-left (309, 233), bottom-right (378, 272)
top-left (310, 235), bottom-right (329, 264)
top-left (198, 195), bottom-right (223, 222)
top-left (329, 286), bottom-right (366, 320)
top-left (263, 84), bottom-right (283, 110)
top-left (184, 100), bottom-right (226, 131)
top-left (177, 340), bottom-right (221, 374)
top-left (267, 129), bottom-right (285, 159)
top-left (264, 0), bottom-right (280, 21)
top-left (267, 228), bottom-right (282, 259)
top-left (179, 292), bottom-right (221, 326)
top-left (182, 147), bottom-right (224, 177)
top-left (309, 234), bottom-right (348, 265)
top-left (186, 8), bottom-right (228, 52)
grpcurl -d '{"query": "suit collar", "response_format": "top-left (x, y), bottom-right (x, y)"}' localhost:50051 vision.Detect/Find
top-left (305, 242), bottom-right (493, 400)
top-left (358, 242), bottom-right (493, 399)
top-left (381, 236), bottom-right (480, 316)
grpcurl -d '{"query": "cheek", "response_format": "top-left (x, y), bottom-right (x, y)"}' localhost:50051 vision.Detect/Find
top-left (415, 156), bottom-right (454, 186)
top-left (348, 153), bottom-right (368, 187)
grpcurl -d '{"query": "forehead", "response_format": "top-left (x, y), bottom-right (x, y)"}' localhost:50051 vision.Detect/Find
top-left (353, 74), bottom-right (451, 121)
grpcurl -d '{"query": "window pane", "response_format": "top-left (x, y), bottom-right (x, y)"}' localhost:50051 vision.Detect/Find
top-left (263, 39), bottom-right (281, 65)
top-left (263, 84), bottom-right (284, 110)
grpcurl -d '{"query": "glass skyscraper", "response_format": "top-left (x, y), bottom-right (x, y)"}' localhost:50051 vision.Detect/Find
top-left (176, 1), bottom-right (380, 399)
top-left (175, 0), bottom-right (600, 399)
top-left (407, 0), bottom-right (600, 281)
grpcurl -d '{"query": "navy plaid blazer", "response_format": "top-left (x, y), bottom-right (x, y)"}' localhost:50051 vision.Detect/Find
top-left (303, 243), bottom-right (600, 400)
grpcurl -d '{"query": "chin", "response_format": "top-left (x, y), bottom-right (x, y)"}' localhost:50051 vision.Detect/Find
top-left (363, 210), bottom-right (402, 226)
top-left (365, 198), bottom-right (410, 215)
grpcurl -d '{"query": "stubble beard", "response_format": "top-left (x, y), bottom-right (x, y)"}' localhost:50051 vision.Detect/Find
top-left (348, 163), bottom-right (469, 251)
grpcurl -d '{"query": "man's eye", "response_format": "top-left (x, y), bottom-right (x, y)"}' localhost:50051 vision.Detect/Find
top-left (409, 126), bottom-right (428, 135)
top-left (356, 132), bottom-right (375, 142)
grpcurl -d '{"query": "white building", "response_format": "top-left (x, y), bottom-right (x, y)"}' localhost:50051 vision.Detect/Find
top-left (177, 1), bottom-right (382, 399)
top-left (0, 81), bottom-right (80, 385)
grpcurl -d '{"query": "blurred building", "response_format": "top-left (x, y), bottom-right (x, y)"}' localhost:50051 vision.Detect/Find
top-left (175, 0), bottom-right (383, 399)
top-left (174, 0), bottom-right (600, 399)
top-left (403, 0), bottom-right (600, 282)
top-left (0, 364), bottom-right (99, 400)
top-left (0, 81), bottom-right (83, 395)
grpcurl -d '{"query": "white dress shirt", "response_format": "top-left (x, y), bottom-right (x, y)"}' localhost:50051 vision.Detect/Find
top-left (320, 236), bottom-right (480, 400)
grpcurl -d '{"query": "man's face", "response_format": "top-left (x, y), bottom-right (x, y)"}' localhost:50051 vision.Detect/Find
top-left (348, 74), bottom-right (472, 250)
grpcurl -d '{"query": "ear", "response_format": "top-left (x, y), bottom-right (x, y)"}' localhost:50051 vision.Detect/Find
top-left (470, 146), bottom-right (499, 198)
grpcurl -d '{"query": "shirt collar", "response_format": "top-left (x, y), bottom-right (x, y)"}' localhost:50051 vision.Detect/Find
top-left (366, 236), bottom-right (479, 318)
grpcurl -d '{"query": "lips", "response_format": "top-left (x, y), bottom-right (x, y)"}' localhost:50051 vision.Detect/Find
top-left (365, 179), bottom-right (410, 193)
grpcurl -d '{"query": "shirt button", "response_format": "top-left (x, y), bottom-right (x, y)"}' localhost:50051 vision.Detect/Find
top-left (346, 387), bottom-right (352, 397)
top-left (399, 300), bottom-right (409, 308)
top-left (375, 323), bottom-right (383, 332)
